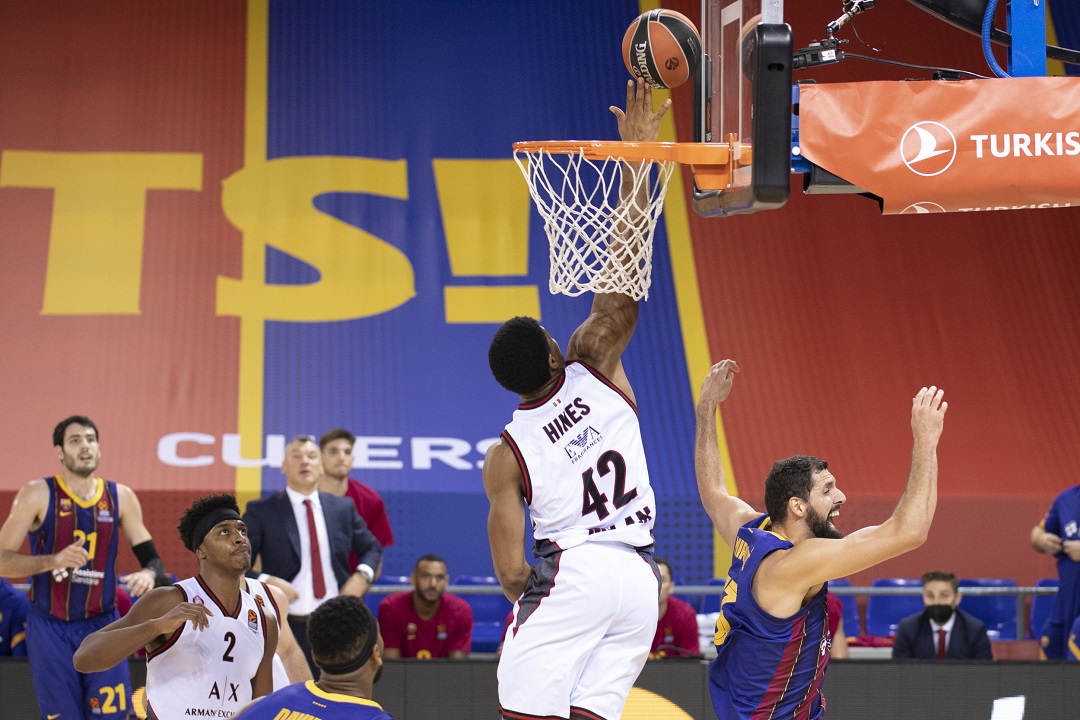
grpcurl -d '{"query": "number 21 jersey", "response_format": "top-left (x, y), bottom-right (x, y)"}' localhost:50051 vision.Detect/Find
top-left (502, 361), bottom-right (655, 550)
top-left (145, 576), bottom-right (268, 720)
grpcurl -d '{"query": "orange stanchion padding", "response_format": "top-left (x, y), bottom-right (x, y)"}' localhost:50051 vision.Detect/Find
top-left (797, 76), bottom-right (1080, 215)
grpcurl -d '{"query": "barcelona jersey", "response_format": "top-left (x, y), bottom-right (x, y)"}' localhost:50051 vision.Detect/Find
top-left (710, 514), bottom-right (830, 720)
top-left (238, 680), bottom-right (394, 720)
top-left (27, 476), bottom-right (120, 621)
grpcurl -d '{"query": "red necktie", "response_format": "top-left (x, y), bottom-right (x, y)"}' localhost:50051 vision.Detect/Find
top-left (936, 628), bottom-right (947, 660)
top-left (304, 499), bottom-right (326, 599)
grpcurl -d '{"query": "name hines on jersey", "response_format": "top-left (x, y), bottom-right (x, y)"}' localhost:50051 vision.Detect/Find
top-left (542, 398), bottom-right (592, 444)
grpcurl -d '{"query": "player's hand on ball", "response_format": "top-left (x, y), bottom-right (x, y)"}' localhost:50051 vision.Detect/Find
top-left (911, 386), bottom-right (947, 443)
top-left (698, 360), bottom-right (740, 412)
top-left (158, 602), bottom-right (213, 635)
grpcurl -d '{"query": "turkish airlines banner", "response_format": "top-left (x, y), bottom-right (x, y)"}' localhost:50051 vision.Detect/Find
top-left (798, 77), bottom-right (1080, 215)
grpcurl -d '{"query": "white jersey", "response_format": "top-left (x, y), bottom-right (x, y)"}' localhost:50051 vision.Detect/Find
top-left (146, 576), bottom-right (269, 719)
top-left (244, 577), bottom-right (291, 690)
top-left (502, 361), bottom-right (655, 550)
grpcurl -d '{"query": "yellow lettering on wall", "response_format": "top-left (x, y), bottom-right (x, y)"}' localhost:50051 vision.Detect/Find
top-left (0, 151), bottom-right (202, 315)
top-left (432, 158), bottom-right (538, 323)
top-left (216, 156), bottom-right (414, 322)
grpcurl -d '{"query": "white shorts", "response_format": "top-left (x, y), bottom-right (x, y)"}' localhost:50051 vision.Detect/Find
top-left (498, 541), bottom-right (660, 720)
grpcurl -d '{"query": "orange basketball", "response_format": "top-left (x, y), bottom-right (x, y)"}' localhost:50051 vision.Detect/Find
top-left (622, 9), bottom-right (701, 89)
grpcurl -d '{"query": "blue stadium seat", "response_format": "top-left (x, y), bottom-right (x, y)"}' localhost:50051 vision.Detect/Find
top-left (1029, 577), bottom-right (1058, 640)
top-left (829, 578), bottom-right (861, 637)
top-left (700, 577), bottom-right (727, 615)
top-left (958, 578), bottom-right (1018, 640)
top-left (453, 575), bottom-right (513, 654)
top-left (865, 578), bottom-right (923, 637)
top-left (365, 575), bottom-right (410, 619)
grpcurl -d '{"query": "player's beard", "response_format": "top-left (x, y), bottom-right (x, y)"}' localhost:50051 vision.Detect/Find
top-left (62, 450), bottom-right (98, 478)
top-left (807, 504), bottom-right (843, 539)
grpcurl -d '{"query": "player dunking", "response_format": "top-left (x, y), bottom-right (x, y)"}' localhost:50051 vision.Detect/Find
top-left (0, 415), bottom-right (165, 720)
top-left (234, 595), bottom-right (392, 720)
top-left (695, 360), bottom-right (947, 719)
top-left (75, 495), bottom-right (278, 720)
top-left (483, 78), bottom-right (669, 720)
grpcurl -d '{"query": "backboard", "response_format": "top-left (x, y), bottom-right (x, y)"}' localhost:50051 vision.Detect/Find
top-left (693, 0), bottom-right (793, 216)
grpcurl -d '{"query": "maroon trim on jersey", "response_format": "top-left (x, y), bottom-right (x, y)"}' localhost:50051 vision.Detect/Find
top-left (84, 489), bottom-right (116, 618)
top-left (147, 585), bottom-right (188, 661)
top-left (259, 581), bottom-right (282, 628)
top-left (573, 361), bottom-right (637, 415)
top-left (752, 612), bottom-right (810, 720)
top-left (52, 486), bottom-right (77, 621)
top-left (501, 430), bottom-right (532, 506)
top-left (500, 706), bottom-right (565, 720)
top-left (517, 371), bottom-right (565, 410)
top-left (196, 574), bottom-right (242, 618)
top-left (793, 620), bottom-right (830, 720)
top-left (256, 597), bottom-right (268, 640)
top-left (570, 705), bottom-right (610, 720)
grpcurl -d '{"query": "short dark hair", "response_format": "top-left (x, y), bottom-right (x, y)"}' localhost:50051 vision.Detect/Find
top-left (177, 494), bottom-right (241, 552)
top-left (414, 553), bottom-right (446, 572)
top-left (309, 595), bottom-right (375, 668)
top-left (319, 428), bottom-right (355, 450)
top-left (921, 570), bottom-right (959, 592)
top-left (53, 416), bottom-right (98, 448)
top-left (764, 455), bottom-right (828, 523)
top-left (654, 556), bottom-right (672, 578)
top-left (488, 316), bottom-right (552, 395)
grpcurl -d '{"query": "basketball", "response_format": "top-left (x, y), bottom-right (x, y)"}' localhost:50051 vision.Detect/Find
top-left (622, 9), bottom-right (701, 89)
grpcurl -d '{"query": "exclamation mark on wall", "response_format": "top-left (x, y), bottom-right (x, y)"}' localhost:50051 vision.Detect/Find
top-left (433, 158), bottom-right (540, 323)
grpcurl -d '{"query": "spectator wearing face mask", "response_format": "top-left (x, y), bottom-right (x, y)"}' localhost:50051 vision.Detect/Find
top-left (891, 570), bottom-right (993, 660)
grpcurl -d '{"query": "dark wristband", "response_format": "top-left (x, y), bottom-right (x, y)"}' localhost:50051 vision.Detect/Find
top-left (132, 540), bottom-right (165, 578)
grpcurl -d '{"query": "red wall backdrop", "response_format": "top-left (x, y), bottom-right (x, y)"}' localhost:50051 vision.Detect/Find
top-left (666, 0), bottom-right (1079, 585)
top-left (0, 1), bottom-right (246, 578)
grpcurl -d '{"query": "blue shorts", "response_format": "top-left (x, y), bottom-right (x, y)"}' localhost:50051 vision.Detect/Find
top-left (1039, 616), bottom-right (1068, 660)
top-left (27, 607), bottom-right (131, 719)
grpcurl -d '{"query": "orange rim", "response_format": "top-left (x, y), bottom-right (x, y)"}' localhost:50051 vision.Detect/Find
top-left (512, 140), bottom-right (732, 167)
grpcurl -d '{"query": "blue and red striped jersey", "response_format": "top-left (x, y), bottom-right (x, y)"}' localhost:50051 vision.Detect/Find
top-left (709, 514), bottom-right (830, 720)
top-left (28, 476), bottom-right (120, 621)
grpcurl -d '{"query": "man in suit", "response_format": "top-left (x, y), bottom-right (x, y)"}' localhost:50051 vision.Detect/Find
top-left (244, 435), bottom-right (383, 674)
top-left (892, 570), bottom-right (993, 660)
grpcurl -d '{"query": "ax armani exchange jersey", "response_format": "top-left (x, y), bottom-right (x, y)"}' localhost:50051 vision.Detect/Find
top-left (146, 576), bottom-right (269, 719)
top-left (502, 361), bottom-right (655, 550)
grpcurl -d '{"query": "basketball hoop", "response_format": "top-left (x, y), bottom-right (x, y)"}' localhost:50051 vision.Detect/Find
top-left (513, 141), bottom-right (731, 300)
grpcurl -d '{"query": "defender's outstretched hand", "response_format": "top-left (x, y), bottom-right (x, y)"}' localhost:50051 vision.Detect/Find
top-left (911, 386), bottom-right (947, 443)
top-left (609, 77), bottom-right (671, 143)
top-left (698, 360), bottom-right (740, 414)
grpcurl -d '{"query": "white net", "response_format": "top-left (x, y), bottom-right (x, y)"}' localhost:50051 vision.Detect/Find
top-left (513, 146), bottom-right (676, 301)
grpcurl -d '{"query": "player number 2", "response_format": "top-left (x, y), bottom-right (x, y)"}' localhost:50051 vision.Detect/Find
top-left (580, 451), bottom-right (636, 521)
top-left (222, 631), bottom-right (236, 662)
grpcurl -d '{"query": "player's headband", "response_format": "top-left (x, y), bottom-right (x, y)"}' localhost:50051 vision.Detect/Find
top-left (318, 602), bottom-right (379, 675)
top-left (190, 508), bottom-right (242, 550)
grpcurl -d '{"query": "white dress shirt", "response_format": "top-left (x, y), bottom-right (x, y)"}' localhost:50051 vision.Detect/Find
top-left (283, 485), bottom-right (339, 616)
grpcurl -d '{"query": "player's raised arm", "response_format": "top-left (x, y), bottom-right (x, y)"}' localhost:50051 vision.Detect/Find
top-left (566, 78), bottom-right (671, 392)
top-left (695, 360), bottom-right (757, 548)
top-left (482, 441), bottom-right (531, 602)
top-left (768, 386), bottom-right (947, 590)
top-left (73, 586), bottom-right (210, 672)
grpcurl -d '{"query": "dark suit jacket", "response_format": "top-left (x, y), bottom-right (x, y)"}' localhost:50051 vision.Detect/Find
top-left (891, 607), bottom-right (993, 660)
top-left (244, 490), bottom-right (383, 588)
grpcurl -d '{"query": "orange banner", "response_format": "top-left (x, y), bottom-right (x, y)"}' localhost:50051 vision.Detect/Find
top-left (798, 77), bottom-right (1080, 214)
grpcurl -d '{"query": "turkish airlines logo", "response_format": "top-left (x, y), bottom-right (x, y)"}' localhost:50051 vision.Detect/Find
top-left (900, 202), bottom-right (946, 214)
top-left (900, 121), bottom-right (957, 177)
